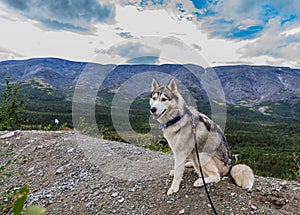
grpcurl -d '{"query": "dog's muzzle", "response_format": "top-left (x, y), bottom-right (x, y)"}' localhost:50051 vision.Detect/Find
top-left (150, 107), bottom-right (166, 120)
top-left (150, 102), bottom-right (167, 120)
top-left (150, 107), bottom-right (157, 113)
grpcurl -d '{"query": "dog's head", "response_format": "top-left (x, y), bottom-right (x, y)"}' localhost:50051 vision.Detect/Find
top-left (150, 78), bottom-right (185, 123)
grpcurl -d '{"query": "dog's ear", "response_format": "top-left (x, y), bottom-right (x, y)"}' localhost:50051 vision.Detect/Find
top-left (152, 78), bottom-right (160, 91)
top-left (167, 78), bottom-right (177, 93)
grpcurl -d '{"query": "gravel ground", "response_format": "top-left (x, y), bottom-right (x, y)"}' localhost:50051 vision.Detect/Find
top-left (0, 130), bottom-right (299, 215)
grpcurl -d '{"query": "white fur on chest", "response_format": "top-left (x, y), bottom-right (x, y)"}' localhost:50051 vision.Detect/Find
top-left (162, 119), bottom-right (193, 153)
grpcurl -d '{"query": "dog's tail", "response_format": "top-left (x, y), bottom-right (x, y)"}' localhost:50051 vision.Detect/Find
top-left (230, 164), bottom-right (255, 191)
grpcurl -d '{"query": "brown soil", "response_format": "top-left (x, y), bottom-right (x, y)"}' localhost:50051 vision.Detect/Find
top-left (1, 131), bottom-right (299, 215)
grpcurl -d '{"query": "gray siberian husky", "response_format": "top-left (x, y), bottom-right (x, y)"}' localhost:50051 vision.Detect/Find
top-left (150, 78), bottom-right (254, 195)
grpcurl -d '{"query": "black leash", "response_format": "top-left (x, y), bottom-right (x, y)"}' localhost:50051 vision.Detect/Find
top-left (190, 110), bottom-right (218, 215)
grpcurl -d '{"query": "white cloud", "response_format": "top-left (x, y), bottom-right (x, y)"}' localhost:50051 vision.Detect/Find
top-left (0, 0), bottom-right (116, 32)
top-left (0, 3), bottom-right (250, 66)
top-left (197, 0), bottom-right (266, 39)
top-left (101, 40), bottom-right (160, 64)
top-left (239, 18), bottom-right (300, 67)
top-left (191, 43), bottom-right (202, 52)
top-left (1, 1), bottom-right (300, 67)
top-left (116, 31), bottom-right (134, 39)
top-left (283, 26), bottom-right (300, 36)
top-left (160, 36), bottom-right (184, 48)
top-left (114, 5), bottom-right (249, 66)
top-left (0, 46), bottom-right (23, 61)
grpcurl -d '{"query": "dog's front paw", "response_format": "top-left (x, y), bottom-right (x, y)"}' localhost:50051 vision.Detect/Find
top-left (193, 178), bottom-right (204, 187)
top-left (184, 161), bottom-right (194, 168)
top-left (169, 169), bottom-right (174, 177)
top-left (167, 186), bottom-right (179, 195)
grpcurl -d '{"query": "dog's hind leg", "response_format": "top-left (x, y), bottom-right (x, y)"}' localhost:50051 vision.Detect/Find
top-left (193, 169), bottom-right (220, 187)
top-left (167, 153), bottom-right (186, 195)
top-left (192, 153), bottom-right (221, 187)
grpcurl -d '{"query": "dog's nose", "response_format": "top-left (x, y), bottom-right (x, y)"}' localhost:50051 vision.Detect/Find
top-left (150, 107), bottom-right (157, 113)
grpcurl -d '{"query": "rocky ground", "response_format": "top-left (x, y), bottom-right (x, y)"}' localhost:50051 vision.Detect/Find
top-left (0, 130), bottom-right (299, 215)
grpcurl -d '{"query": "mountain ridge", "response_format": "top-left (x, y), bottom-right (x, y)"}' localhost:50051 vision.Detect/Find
top-left (0, 57), bottom-right (300, 105)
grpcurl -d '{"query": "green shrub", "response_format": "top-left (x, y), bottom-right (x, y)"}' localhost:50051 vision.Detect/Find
top-left (0, 76), bottom-right (26, 130)
top-left (0, 151), bottom-right (45, 214)
top-left (13, 184), bottom-right (46, 215)
top-left (144, 136), bottom-right (170, 153)
top-left (0, 151), bottom-right (17, 213)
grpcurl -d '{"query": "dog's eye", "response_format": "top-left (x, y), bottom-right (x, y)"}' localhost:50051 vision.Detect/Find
top-left (161, 98), bottom-right (167, 102)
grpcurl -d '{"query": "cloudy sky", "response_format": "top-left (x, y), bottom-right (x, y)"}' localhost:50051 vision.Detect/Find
top-left (1, 0), bottom-right (300, 67)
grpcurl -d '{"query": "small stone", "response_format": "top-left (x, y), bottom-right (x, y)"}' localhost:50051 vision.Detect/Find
top-left (37, 171), bottom-right (44, 177)
top-left (111, 192), bottom-right (119, 197)
top-left (250, 205), bottom-right (257, 210)
top-left (27, 139), bottom-right (35, 144)
top-left (179, 209), bottom-right (185, 214)
top-left (118, 197), bottom-right (125, 203)
top-left (56, 166), bottom-right (65, 174)
top-left (275, 198), bottom-right (286, 206)
top-left (28, 167), bottom-right (35, 172)
top-left (199, 193), bottom-right (205, 198)
top-left (85, 201), bottom-right (93, 208)
top-left (28, 167), bottom-right (35, 175)
top-left (0, 132), bottom-right (15, 139)
top-left (128, 187), bottom-right (136, 192)
top-left (45, 194), bottom-right (53, 198)
top-left (280, 181), bottom-right (287, 186)
top-left (256, 186), bottom-right (262, 192)
top-left (67, 148), bottom-right (74, 153)
top-left (36, 145), bottom-right (43, 150)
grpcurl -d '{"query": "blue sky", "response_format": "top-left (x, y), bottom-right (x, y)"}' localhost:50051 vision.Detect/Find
top-left (0, 0), bottom-right (300, 67)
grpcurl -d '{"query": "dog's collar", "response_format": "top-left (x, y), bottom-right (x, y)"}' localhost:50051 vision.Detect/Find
top-left (158, 114), bottom-right (184, 129)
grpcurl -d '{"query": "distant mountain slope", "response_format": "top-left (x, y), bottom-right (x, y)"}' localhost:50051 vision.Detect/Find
top-left (0, 58), bottom-right (300, 105)
top-left (0, 58), bottom-right (86, 88)
top-left (212, 65), bottom-right (300, 105)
